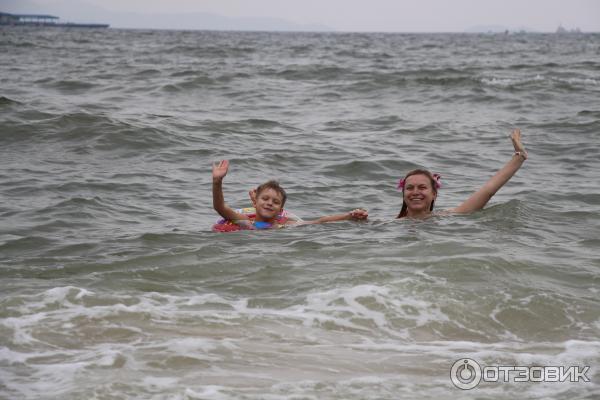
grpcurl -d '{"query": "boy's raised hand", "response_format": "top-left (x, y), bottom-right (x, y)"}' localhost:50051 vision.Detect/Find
top-left (212, 160), bottom-right (229, 182)
top-left (249, 188), bottom-right (257, 206)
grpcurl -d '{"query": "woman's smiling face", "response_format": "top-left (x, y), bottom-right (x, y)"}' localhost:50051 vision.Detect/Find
top-left (403, 174), bottom-right (437, 213)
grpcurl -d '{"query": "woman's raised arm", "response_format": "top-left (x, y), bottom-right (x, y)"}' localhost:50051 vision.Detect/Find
top-left (451, 129), bottom-right (527, 214)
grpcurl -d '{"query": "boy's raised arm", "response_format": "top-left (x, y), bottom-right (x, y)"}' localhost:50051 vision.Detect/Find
top-left (212, 160), bottom-right (248, 222)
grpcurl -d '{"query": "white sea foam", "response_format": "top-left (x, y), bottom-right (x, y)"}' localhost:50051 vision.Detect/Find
top-left (182, 386), bottom-right (230, 400)
top-left (142, 376), bottom-right (180, 389)
top-left (481, 74), bottom-right (599, 89)
top-left (42, 285), bottom-right (94, 303)
top-left (565, 77), bottom-right (598, 86)
top-left (2, 287), bottom-right (599, 399)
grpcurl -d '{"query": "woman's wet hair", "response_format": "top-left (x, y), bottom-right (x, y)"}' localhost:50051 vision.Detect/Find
top-left (256, 180), bottom-right (287, 207)
top-left (397, 169), bottom-right (438, 218)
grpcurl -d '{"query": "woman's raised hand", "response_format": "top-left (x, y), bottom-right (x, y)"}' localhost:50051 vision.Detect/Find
top-left (510, 128), bottom-right (527, 159)
top-left (212, 160), bottom-right (229, 182)
top-left (349, 208), bottom-right (368, 220)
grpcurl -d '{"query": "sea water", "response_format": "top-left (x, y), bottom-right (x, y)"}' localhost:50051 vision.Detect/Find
top-left (1, 28), bottom-right (599, 399)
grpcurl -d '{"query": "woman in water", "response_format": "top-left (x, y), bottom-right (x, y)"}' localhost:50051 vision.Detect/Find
top-left (397, 129), bottom-right (528, 219)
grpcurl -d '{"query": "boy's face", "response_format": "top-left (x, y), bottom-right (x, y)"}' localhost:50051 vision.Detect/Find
top-left (255, 188), bottom-right (284, 220)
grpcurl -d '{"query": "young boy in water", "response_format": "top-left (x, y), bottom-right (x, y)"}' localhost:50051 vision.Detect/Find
top-left (212, 160), bottom-right (368, 230)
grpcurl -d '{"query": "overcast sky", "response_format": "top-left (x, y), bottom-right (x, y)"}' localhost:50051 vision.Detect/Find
top-left (10, 0), bottom-right (600, 32)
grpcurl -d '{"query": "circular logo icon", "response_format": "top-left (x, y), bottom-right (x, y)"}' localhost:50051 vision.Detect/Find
top-left (450, 358), bottom-right (482, 390)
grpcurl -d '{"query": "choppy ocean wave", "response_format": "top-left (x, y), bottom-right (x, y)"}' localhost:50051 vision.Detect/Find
top-left (1, 27), bottom-right (599, 399)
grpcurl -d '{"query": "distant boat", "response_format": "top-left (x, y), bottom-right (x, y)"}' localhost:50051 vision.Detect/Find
top-left (0, 11), bottom-right (109, 28)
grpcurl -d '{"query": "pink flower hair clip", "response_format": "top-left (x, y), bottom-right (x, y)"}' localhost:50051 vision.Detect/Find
top-left (432, 173), bottom-right (442, 189)
top-left (397, 178), bottom-right (406, 190)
